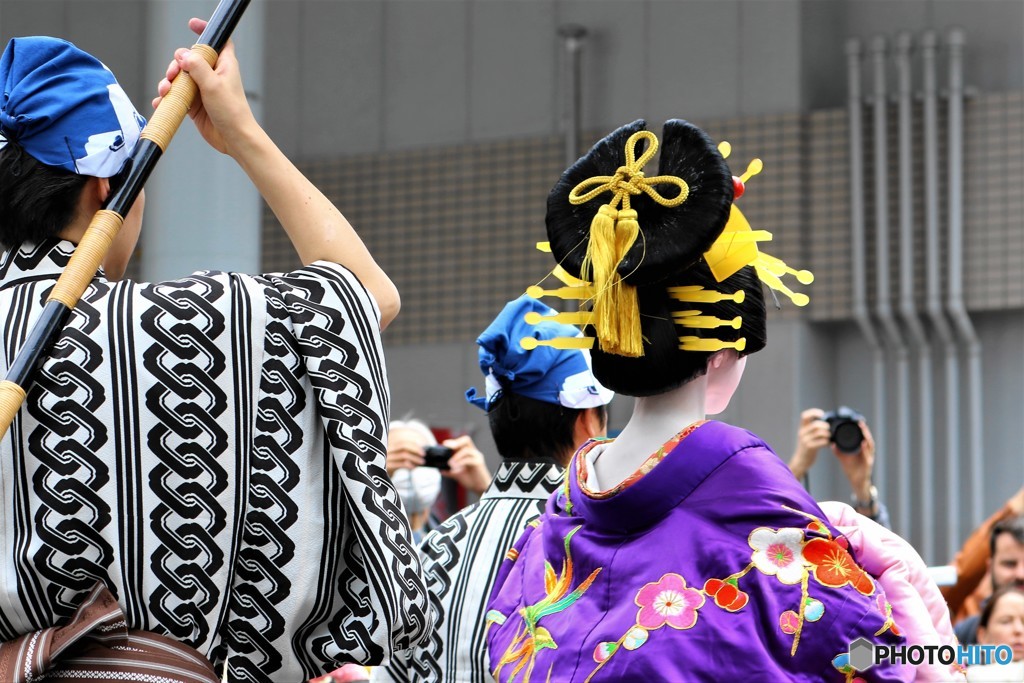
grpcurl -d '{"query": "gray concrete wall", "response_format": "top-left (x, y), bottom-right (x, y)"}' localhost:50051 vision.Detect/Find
top-left (254, 0), bottom-right (1023, 159)
top-left (2, 1), bottom-right (1020, 155)
top-left (2, 0), bottom-right (1022, 565)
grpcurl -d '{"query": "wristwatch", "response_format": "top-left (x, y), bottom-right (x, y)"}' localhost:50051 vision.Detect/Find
top-left (851, 485), bottom-right (879, 516)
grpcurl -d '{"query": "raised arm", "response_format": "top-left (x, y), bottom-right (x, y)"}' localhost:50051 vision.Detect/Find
top-left (154, 18), bottom-right (400, 328)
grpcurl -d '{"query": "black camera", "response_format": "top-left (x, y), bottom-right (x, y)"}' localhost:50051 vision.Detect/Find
top-left (822, 406), bottom-right (865, 454)
top-left (423, 445), bottom-right (454, 470)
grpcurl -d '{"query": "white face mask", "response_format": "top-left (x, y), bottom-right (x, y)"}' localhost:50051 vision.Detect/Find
top-left (392, 466), bottom-right (442, 515)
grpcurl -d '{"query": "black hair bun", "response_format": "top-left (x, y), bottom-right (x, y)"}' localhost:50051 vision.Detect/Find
top-left (545, 119), bottom-right (734, 288)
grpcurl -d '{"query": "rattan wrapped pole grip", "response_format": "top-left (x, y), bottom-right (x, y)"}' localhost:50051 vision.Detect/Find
top-left (48, 210), bottom-right (123, 308)
top-left (140, 44), bottom-right (218, 152)
top-left (0, 381), bottom-right (26, 439)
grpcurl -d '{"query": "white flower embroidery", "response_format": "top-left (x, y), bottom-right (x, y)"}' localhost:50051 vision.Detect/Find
top-left (748, 527), bottom-right (806, 584)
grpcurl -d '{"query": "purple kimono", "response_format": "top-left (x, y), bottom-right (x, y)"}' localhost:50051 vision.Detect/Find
top-left (484, 421), bottom-right (909, 682)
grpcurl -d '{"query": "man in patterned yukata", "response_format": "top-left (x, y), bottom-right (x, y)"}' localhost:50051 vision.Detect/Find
top-left (0, 25), bottom-right (428, 682)
top-left (376, 294), bottom-right (613, 682)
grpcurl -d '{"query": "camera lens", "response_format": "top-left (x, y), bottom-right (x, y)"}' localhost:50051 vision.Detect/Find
top-left (832, 421), bottom-right (864, 454)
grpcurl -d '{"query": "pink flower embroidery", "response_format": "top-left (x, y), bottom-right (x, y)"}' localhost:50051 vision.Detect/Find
top-left (634, 573), bottom-right (704, 631)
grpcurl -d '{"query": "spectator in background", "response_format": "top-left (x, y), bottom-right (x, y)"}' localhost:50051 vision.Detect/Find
top-left (376, 294), bottom-right (614, 683)
top-left (386, 419), bottom-right (451, 542)
top-left (965, 584), bottom-right (1024, 681)
top-left (386, 418), bottom-right (492, 498)
top-left (788, 408), bottom-right (891, 529)
top-left (943, 485), bottom-right (1024, 624)
top-left (955, 516), bottom-right (1024, 646)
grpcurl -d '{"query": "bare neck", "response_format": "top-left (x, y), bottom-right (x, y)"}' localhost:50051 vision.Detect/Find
top-left (588, 376), bottom-right (708, 491)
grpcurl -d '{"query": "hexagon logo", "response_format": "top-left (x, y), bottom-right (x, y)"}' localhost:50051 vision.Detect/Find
top-left (849, 637), bottom-right (876, 671)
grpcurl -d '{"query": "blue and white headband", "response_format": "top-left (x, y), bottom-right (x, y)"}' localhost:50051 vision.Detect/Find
top-left (466, 294), bottom-right (614, 411)
top-left (0, 36), bottom-right (145, 177)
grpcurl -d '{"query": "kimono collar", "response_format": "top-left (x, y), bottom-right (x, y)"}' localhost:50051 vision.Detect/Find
top-left (484, 459), bottom-right (564, 499)
top-left (0, 239), bottom-right (87, 289)
top-left (564, 420), bottom-right (764, 534)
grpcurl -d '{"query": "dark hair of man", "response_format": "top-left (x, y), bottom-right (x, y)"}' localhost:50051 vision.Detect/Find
top-left (989, 516), bottom-right (1024, 558)
top-left (978, 584), bottom-right (1024, 629)
top-left (488, 391), bottom-right (607, 467)
top-left (0, 144), bottom-right (89, 249)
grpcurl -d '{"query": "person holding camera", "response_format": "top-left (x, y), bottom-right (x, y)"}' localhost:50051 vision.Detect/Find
top-left (788, 407), bottom-right (892, 529)
top-left (386, 420), bottom-right (493, 499)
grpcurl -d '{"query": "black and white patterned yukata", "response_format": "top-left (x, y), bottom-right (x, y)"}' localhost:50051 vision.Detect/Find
top-left (0, 239), bottom-right (430, 681)
top-left (376, 459), bottom-right (563, 683)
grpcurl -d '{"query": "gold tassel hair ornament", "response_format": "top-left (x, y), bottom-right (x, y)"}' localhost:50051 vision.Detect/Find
top-left (567, 130), bottom-right (690, 357)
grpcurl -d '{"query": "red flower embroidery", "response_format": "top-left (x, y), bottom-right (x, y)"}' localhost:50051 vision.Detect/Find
top-left (803, 538), bottom-right (875, 595)
top-left (702, 578), bottom-right (749, 612)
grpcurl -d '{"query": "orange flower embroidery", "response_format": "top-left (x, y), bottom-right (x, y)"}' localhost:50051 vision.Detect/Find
top-left (802, 538), bottom-right (875, 595)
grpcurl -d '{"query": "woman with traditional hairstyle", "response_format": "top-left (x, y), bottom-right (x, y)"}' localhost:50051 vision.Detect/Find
top-left (483, 119), bottom-right (931, 681)
top-left (0, 19), bottom-right (428, 683)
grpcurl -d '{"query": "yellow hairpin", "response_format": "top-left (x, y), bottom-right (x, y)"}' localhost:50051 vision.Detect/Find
top-left (673, 310), bottom-right (743, 330)
top-left (752, 253), bottom-right (814, 307)
top-left (678, 337), bottom-right (747, 353)
top-left (520, 336), bottom-right (594, 351)
top-left (667, 286), bottom-right (746, 304)
top-left (524, 311), bottom-right (595, 326)
top-left (551, 265), bottom-right (589, 288)
top-left (525, 284), bottom-right (595, 301)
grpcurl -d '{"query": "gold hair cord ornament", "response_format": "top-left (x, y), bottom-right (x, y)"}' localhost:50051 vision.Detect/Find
top-left (568, 130), bottom-right (690, 357)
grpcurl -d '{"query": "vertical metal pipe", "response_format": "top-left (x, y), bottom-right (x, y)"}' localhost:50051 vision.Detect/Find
top-left (848, 38), bottom-right (888, 498)
top-left (558, 25), bottom-right (587, 168)
top-left (946, 28), bottom-right (984, 530)
top-left (870, 36), bottom-right (909, 535)
top-left (896, 32), bottom-right (935, 563)
top-left (922, 31), bottom-right (960, 560)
